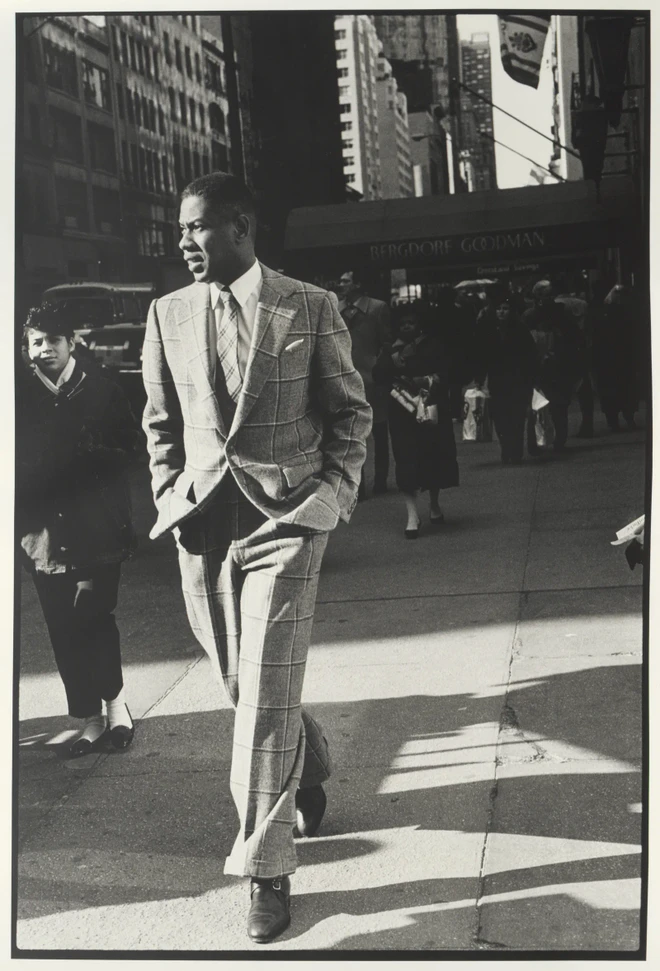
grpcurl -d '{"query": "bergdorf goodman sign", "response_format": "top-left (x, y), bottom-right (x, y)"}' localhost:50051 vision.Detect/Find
top-left (370, 230), bottom-right (547, 263)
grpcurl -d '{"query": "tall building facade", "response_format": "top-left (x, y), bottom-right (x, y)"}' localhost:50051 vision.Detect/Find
top-left (373, 14), bottom-right (449, 111)
top-left (334, 15), bottom-right (383, 201)
top-left (247, 13), bottom-right (346, 265)
top-left (459, 33), bottom-right (497, 190)
top-left (375, 56), bottom-right (413, 199)
top-left (20, 13), bottom-right (238, 307)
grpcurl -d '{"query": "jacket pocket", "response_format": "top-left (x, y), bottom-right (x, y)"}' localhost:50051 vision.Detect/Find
top-left (173, 468), bottom-right (197, 503)
top-left (282, 455), bottom-right (323, 492)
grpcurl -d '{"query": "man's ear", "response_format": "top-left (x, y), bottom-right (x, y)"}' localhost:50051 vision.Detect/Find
top-left (235, 214), bottom-right (251, 242)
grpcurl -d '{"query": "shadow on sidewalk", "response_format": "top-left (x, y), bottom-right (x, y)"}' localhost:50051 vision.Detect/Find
top-left (16, 662), bottom-right (642, 951)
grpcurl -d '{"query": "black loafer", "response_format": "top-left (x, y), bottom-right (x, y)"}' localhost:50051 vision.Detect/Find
top-left (109, 709), bottom-right (134, 751)
top-left (247, 876), bottom-right (291, 943)
top-left (295, 784), bottom-right (327, 837)
top-left (69, 729), bottom-right (108, 759)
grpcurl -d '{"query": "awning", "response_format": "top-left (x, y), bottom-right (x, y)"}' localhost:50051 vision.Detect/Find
top-left (283, 178), bottom-right (636, 274)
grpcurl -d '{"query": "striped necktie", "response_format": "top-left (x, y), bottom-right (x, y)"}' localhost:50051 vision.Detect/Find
top-left (216, 287), bottom-right (242, 401)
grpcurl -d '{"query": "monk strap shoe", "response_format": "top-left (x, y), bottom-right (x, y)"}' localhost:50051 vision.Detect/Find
top-left (247, 876), bottom-right (291, 943)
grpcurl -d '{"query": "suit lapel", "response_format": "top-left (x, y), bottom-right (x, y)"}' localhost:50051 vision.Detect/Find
top-left (229, 274), bottom-right (298, 434)
top-left (176, 283), bottom-right (230, 439)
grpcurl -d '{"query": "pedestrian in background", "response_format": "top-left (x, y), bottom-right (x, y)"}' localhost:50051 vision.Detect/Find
top-left (17, 304), bottom-right (139, 757)
top-left (475, 288), bottom-right (537, 464)
top-left (142, 174), bottom-right (371, 944)
top-left (373, 300), bottom-right (459, 538)
top-left (592, 284), bottom-right (640, 430)
top-left (523, 280), bottom-right (583, 452)
top-left (337, 269), bottom-right (392, 497)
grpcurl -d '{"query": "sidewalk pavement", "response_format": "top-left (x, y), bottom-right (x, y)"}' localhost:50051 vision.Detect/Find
top-left (16, 407), bottom-right (645, 953)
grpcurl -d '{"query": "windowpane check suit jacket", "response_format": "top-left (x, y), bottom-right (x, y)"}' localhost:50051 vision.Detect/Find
top-left (142, 264), bottom-right (372, 538)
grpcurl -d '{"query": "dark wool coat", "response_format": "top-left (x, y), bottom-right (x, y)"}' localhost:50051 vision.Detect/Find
top-left (373, 334), bottom-right (459, 493)
top-left (17, 361), bottom-right (140, 573)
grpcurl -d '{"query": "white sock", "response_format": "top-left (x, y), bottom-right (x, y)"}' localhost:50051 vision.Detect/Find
top-left (79, 713), bottom-right (107, 744)
top-left (106, 689), bottom-right (131, 729)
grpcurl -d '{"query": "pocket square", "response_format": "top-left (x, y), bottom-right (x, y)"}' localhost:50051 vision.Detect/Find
top-left (284, 339), bottom-right (304, 352)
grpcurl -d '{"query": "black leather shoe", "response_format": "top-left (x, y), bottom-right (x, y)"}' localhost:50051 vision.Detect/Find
top-left (109, 709), bottom-right (134, 751)
top-left (295, 784), bottom-right (327, 837)
top-left (247, 876), bottom-right (291, 943)
top-left (69, 729), bottom-right (108, 758)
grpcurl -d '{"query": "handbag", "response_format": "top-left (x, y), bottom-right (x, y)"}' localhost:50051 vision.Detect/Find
top-left (390, 383), bottom-right (438, 424)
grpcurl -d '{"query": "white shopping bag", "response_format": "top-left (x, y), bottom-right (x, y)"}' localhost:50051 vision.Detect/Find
top-left (463, 387), bottom-right (493, 442)
top-left (534, 406), bottom-right (555, 447)
top-left (531, 388), bottom-right (550, 411)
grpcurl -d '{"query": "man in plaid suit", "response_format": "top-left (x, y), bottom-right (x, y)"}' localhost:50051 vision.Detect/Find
top-left (142, 173), bottom-right (371, 943)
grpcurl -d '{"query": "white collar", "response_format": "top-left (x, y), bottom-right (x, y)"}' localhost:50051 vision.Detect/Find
top-left (210, 261), bottom-right (262, 310)
top-left (32, 355), bottom-right (76, 394)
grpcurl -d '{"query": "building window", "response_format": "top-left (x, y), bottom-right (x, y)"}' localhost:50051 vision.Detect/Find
top-left (337, 67), bottom-right (349, 78)
top-left (175, 39), bottom-right (182, 72)
top-left (153, 50), bottom-right (160, 83)
top-left (199, 104), bottom-right (205, 133)
top-left (342, 139), bottom-right (353, 149)
top-left (335, 29), bottom-right (347, 40)
top-left (339, 103), bottom-right (351, 114)
top-left (189, 98), bottom-right (196, 130)
top-left (163, 32), bottom-right (171, 66)
top-left (55, 176), bottom-right (88, 230)
top-left (195, 52), bottom-right (202, 83)
top-left (338, 85), bottom-right (349, 96)
top-left (169, 86), bottom-right (177, 120)
top-left (136, 42), bottom-right (144, 75)
top-left (340, 121), bottom-right (352, 131)
top-left (146, 150), bottom-right (154, 190)
top-left (205, 57), bottom-right (223, 94)
top-left (137, 221), bottom-right (169, 257)
top-left (116, 83), bottom-right (124, 119)
top-left (154, 155), bottom-right (162, 192)
top-left (131, 143), bottom-right (139, 184)
top-left (145, 47), bottom-right (153, 79)
top-left (209, 103), bottom-right (225, 135)
top-left (93, 185), bottom-right (120, 234)
top-left (129, 36), bottom-right (136, 70)
top-left (162, 154), bottom-right (170, 193)
top-left (346, 173), bottom-right (356, 183)
top-left (193, 150), bottom-right (200, 178)
top-left (212, 140), bottom-right (228, 171)
top-left (179, 92), bottom-right (187, 125)
top-left (158, 105), bottom-right (166, 135)
top-left (112, 26), bottom-right (120, 60)
top-left (336, 49), bottom-right (347, 60)
top-left (183, 146), bottom-right (192, 182)
top-left (134, 93), bottom-right (142, 127)
top-left (120, 30), bottom-right (128, 66)
top-left (202, 154), bottom-right (210, 174)
top-left (149, 100), bottom-right (156, 132)
top-left (88, 122), bottom-right (116, 172)
top-left (43, 40), bottom-right (78, 97)
top-left (344, 157), bottom-right (354, 167)
top-left (50, 107), bottom-right (83, 163)
top-left (139, 147), bottom-right (148, 187)
top-left (185, 46), bottom-right (193, 79)
top-left (121, 140), bottom-right (130, 181)
top-left (126, 87), bottom-right (134, 123)
top-left (82, 60), bottom-right (111, 110)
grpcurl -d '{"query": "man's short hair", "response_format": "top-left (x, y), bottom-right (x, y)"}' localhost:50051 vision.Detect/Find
top-left (181, 172), bottom-right (256, 222)
top-left (22, 303), bottom-right (75, 344)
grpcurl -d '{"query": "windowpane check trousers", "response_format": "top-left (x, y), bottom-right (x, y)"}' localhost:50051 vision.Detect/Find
top-left (176, 479), bottom-right (332, 879)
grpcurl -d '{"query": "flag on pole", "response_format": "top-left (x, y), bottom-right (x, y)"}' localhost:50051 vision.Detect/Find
top-left (498, 14), bottom-right (551, 88)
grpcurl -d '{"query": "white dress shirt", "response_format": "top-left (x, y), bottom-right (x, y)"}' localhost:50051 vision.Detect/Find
top-left (33, 355), bottom-right (76, 395)
top-left (209, 260), bottom-right (263, 380)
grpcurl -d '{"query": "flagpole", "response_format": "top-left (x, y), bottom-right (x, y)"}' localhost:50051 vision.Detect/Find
top-left (455, 79), bottom-right (582, 160)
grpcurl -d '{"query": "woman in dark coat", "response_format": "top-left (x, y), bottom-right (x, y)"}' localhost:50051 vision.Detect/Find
top-left (592, 285), bottom-right (640, 430)
top-left (373, 301), bottom-right (459, 538)
top-left (475, 290), bottom-right (538, 464)
top-left (18, 303), bottom-right (140, 757)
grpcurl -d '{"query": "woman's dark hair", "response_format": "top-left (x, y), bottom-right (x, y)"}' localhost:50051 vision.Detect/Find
top-left (23, 303), bottom-right (75, 344)
top-left (391, 299), bottom-right (432, 334)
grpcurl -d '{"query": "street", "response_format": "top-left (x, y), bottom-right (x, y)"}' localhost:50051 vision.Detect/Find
top-left (16, 405), bottom-right (645, 953)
